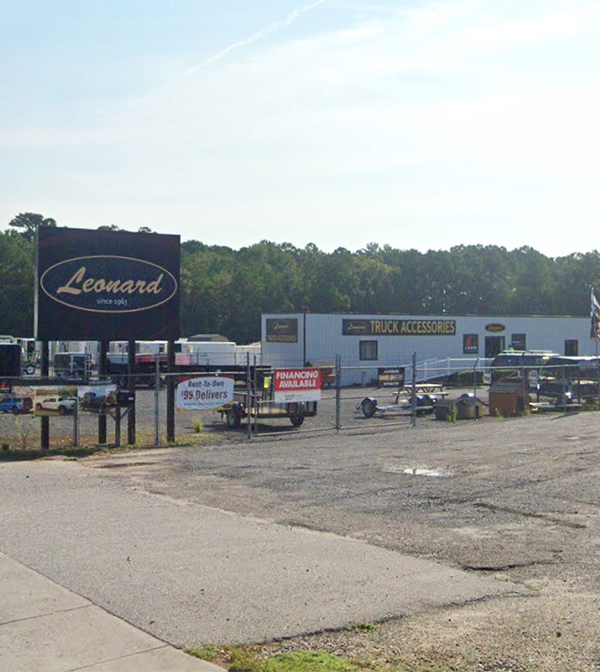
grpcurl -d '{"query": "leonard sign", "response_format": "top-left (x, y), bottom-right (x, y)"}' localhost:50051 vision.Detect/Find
top-left (36, 227), bottom-right (180, 340)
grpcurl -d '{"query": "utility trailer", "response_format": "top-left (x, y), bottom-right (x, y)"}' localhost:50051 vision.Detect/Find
top-left (218, 370), bottom-right (318, 429)
top-left (106, 353), bottom-right (167, 388)
top-left (358, 384), bottom-right (446, 418)
top-left (54, 352), bottom-right (92, 379)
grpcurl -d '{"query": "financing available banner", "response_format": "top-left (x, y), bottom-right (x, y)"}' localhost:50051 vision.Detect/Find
top-left (176, 376), bottom-right (234, 412)
top-left (273, 368), bottom-right (322, 403)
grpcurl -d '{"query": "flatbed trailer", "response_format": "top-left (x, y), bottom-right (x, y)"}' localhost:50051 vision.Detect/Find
top-left (106, 353), bottom-right (167, 388)
top-left (219, 386), bottom-right (318, 429)
top-left (358, 387), bottom-right (446, 418)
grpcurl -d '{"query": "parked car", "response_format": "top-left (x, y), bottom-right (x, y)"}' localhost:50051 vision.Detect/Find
top-left (490, 350), bottom-right (558, 387)
top-left (0, 396), bottom-right (33, 415)
top-left (538, 356), bottom-right (600, 401)
top-left (35, 397), bottom-right (76, 415)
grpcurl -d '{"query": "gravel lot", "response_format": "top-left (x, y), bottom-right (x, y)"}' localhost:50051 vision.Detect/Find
top-left (2, 384), bottom-right (600, 670)
top-left (71, 403), bottom-right (600, 672)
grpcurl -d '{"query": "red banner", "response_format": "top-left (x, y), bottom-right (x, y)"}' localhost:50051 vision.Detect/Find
top-left (273, 368), bottom-right (322, 402)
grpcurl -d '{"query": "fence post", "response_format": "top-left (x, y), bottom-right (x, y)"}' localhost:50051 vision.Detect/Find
top-left (335, 354), bottom-right (341, 432)
top-left (40, 341), bottom-right (50, 450)
top-left (98, 340), bottom-right (108, 445)
top-left (154, 353), bottom-right (160, 446)
top-left (473, 357), bottom-right (479, 397)
top-left (127, 340), bottom-right (136, 445)
top-left (253, 356), bottom-right (258, 435)
top-left (72, 398), bottom-right (79, 448)
top-left (246, 354), bottom-right (252, 440)
top-left (411, 351), bottom-right (417, 427)
top-left (166, 340), bottom-right (176, 444)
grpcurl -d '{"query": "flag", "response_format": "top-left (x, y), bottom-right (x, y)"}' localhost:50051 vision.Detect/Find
top-left (591, 289), bottom-right (600, 341)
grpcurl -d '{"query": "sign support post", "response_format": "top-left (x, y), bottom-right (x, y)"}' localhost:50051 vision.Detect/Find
top-left (40, 341), bottom-right (49, 450)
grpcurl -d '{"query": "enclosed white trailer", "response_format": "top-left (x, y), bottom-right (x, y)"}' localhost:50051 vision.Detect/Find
top-left (261, 313), bottom-right (592, 385)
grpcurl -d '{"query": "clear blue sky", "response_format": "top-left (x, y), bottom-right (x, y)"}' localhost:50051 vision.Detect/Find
top-left (2, 0), bottom-right (600, 256)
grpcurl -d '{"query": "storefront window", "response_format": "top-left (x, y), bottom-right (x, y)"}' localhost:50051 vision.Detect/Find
top-left (359, 341), bottom-right (378, 361)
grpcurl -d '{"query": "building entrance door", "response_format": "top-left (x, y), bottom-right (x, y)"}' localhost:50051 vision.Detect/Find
top-left (485, 336), bottom-right (505, 358)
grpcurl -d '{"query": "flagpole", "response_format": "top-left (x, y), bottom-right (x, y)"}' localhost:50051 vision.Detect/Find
top-left (593, 288), bottom-right (600, 408)
top-left (596, 337), bottom-right (600, 409)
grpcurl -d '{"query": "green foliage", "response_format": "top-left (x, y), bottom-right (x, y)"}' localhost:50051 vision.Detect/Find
top-left (216, 648), bottom-right (374, 672)
top-left (192, 418), bottom-right (204, 433)
top-left (263, 651), bottom-right (362, 672)
top-left (445, 371), bottom-right (483, 387)
top-left (227, 646), bottom-right (264, 672)
top-left (9, 212), bottom-right (56, 242)
top-left (4, 214), bottom-right (600, 344)
top-left (0, 229), bottom-right (35, 334)
top-left (188, 645), bottom-right (216, 661)
top-left (349, 622), bottom-right (378, 632)
top-left (446, 403), bottom-right (458, 423)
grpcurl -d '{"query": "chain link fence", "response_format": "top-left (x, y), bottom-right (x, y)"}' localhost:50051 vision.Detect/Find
top-left (1, 356), bottom-right (596, 452)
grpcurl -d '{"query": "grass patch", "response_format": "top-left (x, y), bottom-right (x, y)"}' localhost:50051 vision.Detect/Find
top-left (185, 644), bottom-right (462, 672)
top-left (186, 647), bottom-right (400, 672)
top-left (199, 648), bottom-right (365, 672)
top-left (174, 433), bottom-right (206, 446)
top-left (0, 447), bottom-right (98, 461)
top-left (263, 651), bottom-right (362, 672)
top-left (193, 417), bottom-right (204, 433)
top-left (349, 622), bottom-right (378, 633)
top-left (188, 644), bottom-right (217, 662)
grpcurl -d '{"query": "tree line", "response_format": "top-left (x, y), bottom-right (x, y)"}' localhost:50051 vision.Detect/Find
top-left (1, 213), bottom-right (598, 344)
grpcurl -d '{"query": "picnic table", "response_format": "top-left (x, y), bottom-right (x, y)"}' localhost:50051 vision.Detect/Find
top-left (393, 384), bottom-right (447, 405)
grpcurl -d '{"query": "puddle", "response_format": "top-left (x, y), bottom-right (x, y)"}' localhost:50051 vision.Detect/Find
top-left (383, 464), bottom-right (448, 477)
top-left (402, 467), bottom-right (445, 477)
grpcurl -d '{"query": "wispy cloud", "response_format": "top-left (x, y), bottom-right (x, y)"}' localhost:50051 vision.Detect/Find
top-left (117, 0), bottom-right (328, 117)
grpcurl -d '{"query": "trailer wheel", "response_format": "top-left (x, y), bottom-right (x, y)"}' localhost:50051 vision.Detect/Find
top-left (290, 415), bottom-right (305, 427)
top-left (226, 405), bottom-right (243, 429)
top-left (360, 397), bottom-right (377, 418)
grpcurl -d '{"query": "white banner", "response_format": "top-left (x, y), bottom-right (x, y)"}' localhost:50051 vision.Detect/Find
top-left (177, 376), bottom-right (234, 412)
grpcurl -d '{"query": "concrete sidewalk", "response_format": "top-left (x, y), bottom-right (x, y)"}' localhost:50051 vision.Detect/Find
top-left (0, 552), bottom-right (224, 672)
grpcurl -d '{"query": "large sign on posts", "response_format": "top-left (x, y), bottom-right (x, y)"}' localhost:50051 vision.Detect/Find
top-left (35, 227), bottom-right (180, 340)
top-left (273, 368), bottom-right (322, 403)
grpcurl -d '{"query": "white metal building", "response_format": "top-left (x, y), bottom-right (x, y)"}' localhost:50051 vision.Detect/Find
top-left (261, 313), bottom-right (593, 381)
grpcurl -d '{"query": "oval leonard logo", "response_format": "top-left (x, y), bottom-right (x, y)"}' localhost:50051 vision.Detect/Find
top-left (40, 256), bottom-right (178, 314)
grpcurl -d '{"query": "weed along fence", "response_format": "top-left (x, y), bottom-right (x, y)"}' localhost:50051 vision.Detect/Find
top-left (2, 355), bottom-right (597, 452)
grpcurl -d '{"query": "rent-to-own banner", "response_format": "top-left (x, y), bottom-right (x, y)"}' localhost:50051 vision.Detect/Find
top-left (273, 368), bottom-right (322, 403)
top-left (176, 376), bottom-right (234, 412)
